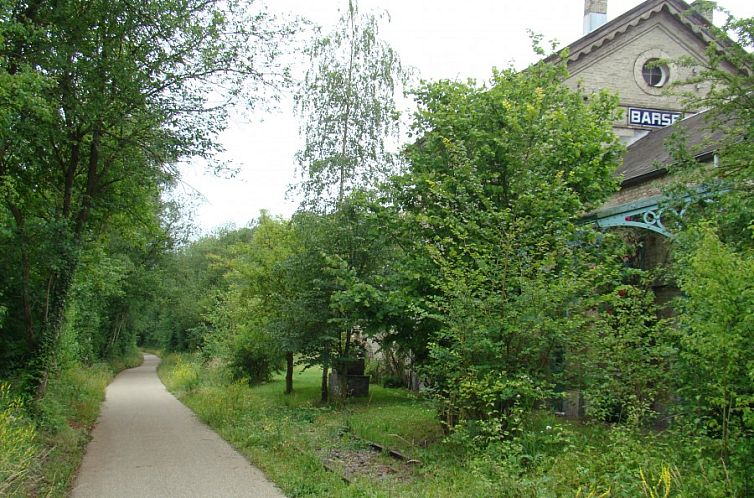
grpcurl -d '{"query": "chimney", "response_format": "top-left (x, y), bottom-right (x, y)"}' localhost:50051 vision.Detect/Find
top-left (583, 0), bottom-right (608, 35)
top-left (691, 0), bottom-right (715, 24)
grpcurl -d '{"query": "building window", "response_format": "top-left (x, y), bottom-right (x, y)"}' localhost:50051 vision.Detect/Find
top-left (634, 49), bottom-right (673, 96)
top-left (642, 59), bottom-right (669, 87)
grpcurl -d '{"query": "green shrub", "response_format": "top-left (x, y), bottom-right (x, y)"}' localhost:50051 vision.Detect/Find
top-left (227, 329), bottom-right (282, 385)
top-left (437, 371), bottom-right (556, 445)
top-left (163, 355), bottom-right (201, 392)
top-left (582, 284), bottom-right (671, 427)
top-left (673, 225), bottom-right (754, 493)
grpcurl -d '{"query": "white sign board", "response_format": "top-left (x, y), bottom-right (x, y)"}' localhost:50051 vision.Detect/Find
top-left (628, 107), bottom-right (682, 128)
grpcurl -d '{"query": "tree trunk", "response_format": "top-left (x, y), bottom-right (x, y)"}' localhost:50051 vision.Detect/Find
top-left (337, 0), bottom-right (357, 207)
top-left (36, 258), bottom-right (77, 397)
top-left (75, 124), bottom-right (101, 236)
top-left (285, 352), bottom-right (294, 394)
top-left (7, 203), bottom-right (35, 349)
top-left (321, 349), bottom-right (329, 403)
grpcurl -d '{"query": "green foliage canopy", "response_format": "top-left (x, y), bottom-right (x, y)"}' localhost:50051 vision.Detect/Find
top-left (0, 0), bottom-right (291, 376)
top-left (390, 59), bottom-right (627, 438)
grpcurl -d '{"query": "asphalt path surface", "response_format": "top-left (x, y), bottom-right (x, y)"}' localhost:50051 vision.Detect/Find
top-left (72, 354), bottom-right (285, 498)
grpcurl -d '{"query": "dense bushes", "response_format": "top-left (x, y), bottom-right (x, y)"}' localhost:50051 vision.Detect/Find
top-left (670, 225), bottom-right (754, 493)
top-left (226, 328), bottom-right (283, 385)
top-left (394, 60), bottom-right (629, 441)
top-left (674, 227), bottom-right (754, 438)
top-left (582, 284), bottom-right (671, 426)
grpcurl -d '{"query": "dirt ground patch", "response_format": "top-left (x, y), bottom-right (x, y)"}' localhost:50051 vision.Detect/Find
top-left (323, 447), bottom-right (417, 483)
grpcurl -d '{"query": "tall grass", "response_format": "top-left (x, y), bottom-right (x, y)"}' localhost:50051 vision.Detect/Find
top-left (0, 383), bottom-right (37, 495)
top-left (31, 363), bottom-right (114, 497)
top-left (160, 353), bottom-right (743, 497)
top-left (0, 353), bottom-right (142, 497)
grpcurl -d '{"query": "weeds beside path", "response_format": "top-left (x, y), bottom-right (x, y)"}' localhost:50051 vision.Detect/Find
top-left (160, 353), bottom-right (744, 497)
top-left (159, 354), bottom-right (458, 497)
top-left (1, 350), bottom-right (142, 497)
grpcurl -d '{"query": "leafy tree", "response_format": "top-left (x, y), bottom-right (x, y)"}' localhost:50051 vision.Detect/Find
top-left (672, 10), bottom-right (754, 247)
top-left (294, 0), bottom-right (408, 210)
top-left (206, 285), bottom-right (284, 385)
top-left (250, 194), bottom-right (397, 402)
top-left (391, 59), bottom-right (626, 439)
top-left (0, 0), bottom-right (291, 382)
top-left (143, 226), bottom-right (254, 353)
top-left (318, 192), bottom-right (398, 395)
top-left (290, 0), bottom-right (409, 399)
top-left (665, 12), bottom-right (754, 490)
top-left (206, 213), bottom-right (295, 387)
top-left (278, 211), bottom-right (339, 401)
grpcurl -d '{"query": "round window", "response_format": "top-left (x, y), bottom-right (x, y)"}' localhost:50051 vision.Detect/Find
top-left (642, 59), bottom-right (669, 87)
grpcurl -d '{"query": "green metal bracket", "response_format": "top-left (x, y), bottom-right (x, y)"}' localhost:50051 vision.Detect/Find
top-left (587, 185), bottom-right (719, 237)
top-left (593, 194), bottom-right (678, 237)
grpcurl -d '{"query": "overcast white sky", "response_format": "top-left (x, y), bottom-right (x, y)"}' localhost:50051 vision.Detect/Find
top-left (178, 0), bottom-right (754, 232)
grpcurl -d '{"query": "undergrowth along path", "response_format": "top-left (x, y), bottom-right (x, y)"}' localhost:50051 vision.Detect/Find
top-left (72, 354), bottom-right (284, 498)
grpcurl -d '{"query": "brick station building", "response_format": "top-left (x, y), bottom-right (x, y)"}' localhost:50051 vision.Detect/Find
top-left (557, 0), bottom-right (725, 146)
top-left (552, 0), bottom-right (735, 268)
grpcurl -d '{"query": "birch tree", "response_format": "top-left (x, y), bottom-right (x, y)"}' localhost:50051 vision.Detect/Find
top-left (294, 0), bottom-right (409, 211)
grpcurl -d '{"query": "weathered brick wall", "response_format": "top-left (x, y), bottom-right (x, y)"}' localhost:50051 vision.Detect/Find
top-left (601, 174), bottom-right (674, 209)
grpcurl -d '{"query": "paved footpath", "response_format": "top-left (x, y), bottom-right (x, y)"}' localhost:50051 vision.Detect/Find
top-left (72, 354), bottom-right (285, 498)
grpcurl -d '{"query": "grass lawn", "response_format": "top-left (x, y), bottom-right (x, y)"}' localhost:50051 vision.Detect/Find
top-left (159, 353), bottom-right (738, 497)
